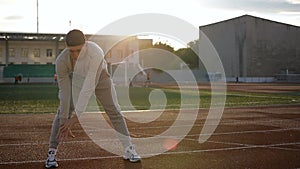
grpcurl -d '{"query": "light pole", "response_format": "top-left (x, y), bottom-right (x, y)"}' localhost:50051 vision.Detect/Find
top-left (36, 0), bottom-right (39, 33)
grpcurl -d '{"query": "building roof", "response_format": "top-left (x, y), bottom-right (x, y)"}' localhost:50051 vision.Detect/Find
top-left (0, 32), bottom-right (136, 42)
top-left (0, 32), bottom-right (66, 41)
top-left (199, 14), bottom-right (300, 29)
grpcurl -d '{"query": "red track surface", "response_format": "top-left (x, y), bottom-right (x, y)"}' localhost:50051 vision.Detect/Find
top-left (1, 83), bottom-right (300, 169)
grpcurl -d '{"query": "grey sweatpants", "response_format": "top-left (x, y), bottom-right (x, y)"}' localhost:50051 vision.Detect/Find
top-left (49, 71), bottom-right (131, 149)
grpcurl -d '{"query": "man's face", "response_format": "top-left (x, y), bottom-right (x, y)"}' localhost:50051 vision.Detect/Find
top-left (68, 44), bottom-right (84, 61)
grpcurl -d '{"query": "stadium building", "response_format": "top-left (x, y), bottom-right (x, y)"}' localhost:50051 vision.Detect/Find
top-left (1, 15), bottom-right (300, 84)
top-left (0, 32), bottom-right (152, 83)
top-left (199, 15), bottom-right (300, 82)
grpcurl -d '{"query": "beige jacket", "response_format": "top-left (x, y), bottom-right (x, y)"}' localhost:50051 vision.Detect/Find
top-left (55, 41), bottom-right (106, 124)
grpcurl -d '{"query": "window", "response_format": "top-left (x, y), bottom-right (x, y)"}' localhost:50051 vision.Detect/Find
top-left (9, 48), bottom-right (15, 57)
top-left (21, 48), bottom-right (28, 57)
top-left (33, 49), bottom-right (40, 57)
top-left (46, 49), bottom-right (53, 57)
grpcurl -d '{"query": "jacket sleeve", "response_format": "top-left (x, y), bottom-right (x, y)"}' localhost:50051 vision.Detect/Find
top-left (56, 51), bottom-right (72, 125)
top-left (74, 45), bottom-right (104, 117)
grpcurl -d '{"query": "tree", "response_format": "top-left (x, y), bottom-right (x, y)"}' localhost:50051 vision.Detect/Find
top-left (187, 39), bottom-right (199, 50)
top-left (174, 39), bottom-right (199, 69)
top-left (143, 40), bottom-right (200, 69)
top-left (153, 41), bottom-right (174, 52)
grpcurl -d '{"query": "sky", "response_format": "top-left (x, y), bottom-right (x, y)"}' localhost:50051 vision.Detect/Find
top-left (0, 0), bottom-right (300, 48)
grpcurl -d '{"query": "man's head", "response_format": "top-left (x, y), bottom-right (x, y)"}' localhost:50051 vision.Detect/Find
top-left (66, 29), bottom-right (85, 47)
top-left (66, 29), bottom-right (86, 60)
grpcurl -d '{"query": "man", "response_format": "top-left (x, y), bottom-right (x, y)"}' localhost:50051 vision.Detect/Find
top-left (45, 29), bottom-right (141, 168)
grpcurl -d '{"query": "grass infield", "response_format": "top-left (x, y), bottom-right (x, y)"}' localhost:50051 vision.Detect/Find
top-left (0, 83), bottom-right (299, 114)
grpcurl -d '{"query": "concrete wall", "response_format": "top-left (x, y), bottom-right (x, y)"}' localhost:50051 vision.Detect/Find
top-left (246, 16), bottom-right (300, 76)
top-left (199, 18), bottom-right (242, 78)
top-left (199, 15), bottom-right (300, 79)
top-left (130, 69), bottom-right (207, 84)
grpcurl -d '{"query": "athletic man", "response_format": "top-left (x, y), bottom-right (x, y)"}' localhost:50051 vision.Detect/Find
top-left (45, 29), bottom-right (141, 168)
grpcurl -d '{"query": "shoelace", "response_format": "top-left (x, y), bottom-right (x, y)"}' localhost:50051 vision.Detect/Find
top-left (48, 151), bottom-right (56, 161)
top-left (127, 146), bottom-right (138, 157)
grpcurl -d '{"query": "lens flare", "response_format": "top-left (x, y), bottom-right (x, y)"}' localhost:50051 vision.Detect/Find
top-left (163, 138), bottom-right (179, 151)
top-left (74, 13), bottom-right (226, 158)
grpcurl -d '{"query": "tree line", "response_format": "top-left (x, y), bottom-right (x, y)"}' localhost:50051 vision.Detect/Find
top-left (152, 40), bottom-right (199, 69)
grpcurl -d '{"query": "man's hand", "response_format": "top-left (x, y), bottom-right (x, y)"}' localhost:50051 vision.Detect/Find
top-left (57, 116), bottom-right (78, 142)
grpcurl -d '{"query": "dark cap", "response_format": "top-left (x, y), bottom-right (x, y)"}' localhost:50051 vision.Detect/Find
top-left (66, 29), bottom-right (86, 47)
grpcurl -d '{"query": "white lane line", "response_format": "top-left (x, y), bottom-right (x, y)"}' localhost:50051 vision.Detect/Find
top-left (162, 141), bottom-right (300, 155)
top-left (205, 140), bottom-right (300, 152)
top-left (131, 127), bottom-right (300, 138)
top-left (0, 138), bottom-right (124, 147)
top-left (2, 122), bottom-right (299, 136)
top-left (0, 155), bottom-right (120, 165)
top-left (181, 137), bottom-right (300, 152)
top-left (1, 142), bottom-right (300, 165)
top-left (1, 127), bottom-right (299, 147)
top-left (194, 127), bottom-right (300, 136)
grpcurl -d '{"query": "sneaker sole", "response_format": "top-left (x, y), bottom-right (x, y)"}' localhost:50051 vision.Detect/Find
top-left (123, 157), bottom-right (141, 163)
top-left (45, 164), bottom-right (58, 168)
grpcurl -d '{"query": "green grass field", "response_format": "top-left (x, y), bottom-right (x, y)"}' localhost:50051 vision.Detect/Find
top-left (0, 84), bottom-right (299, 114)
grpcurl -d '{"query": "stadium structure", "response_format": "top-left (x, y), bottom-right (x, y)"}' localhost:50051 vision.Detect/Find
top-left (0, 32), bottom-right (152, 84)
top-left (199, 15), bottom-right (300, 82)
top-left (0, 15), bottom-right (300, 84)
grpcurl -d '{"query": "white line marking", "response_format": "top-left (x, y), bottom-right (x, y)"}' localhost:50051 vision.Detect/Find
top-left (1, 127), bottom-right (299, 147)
top-left (131, 127), bottom-right (300, 138)
top-left (1, 142), bottom-right (300, 165)
top-left (1, 121), bottom-right (298, 136)
top-left (161, 142), bottom-right (300, 155)
top-left (195, 127), bottom-right (300, 136)
top-left (0, 155), bottom-right (120, 165)
top-left (205, 140), bottom-right (300, 151)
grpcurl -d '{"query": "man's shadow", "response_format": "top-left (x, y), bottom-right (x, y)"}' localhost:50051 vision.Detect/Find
top-left (123, 160), bottom-right (143, 169)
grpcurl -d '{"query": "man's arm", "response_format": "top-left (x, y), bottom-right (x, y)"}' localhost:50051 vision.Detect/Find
top-left (56, 50), bottom-right (72, 125)
top-left (74, 43), bottom-right (104, 116)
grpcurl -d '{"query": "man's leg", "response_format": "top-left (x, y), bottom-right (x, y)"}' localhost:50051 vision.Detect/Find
top-left (49, 110), bottom-right (60, 149)
top-left (95, 73), bottom-right (131, 148)
top-left (46, 100), bottom-right (75, 168)
top-left (95, 72), bottom-right (141, 162)
top-left (46, 109), bottom-right (60, 168)
top-left (49, 96), bottom-right (74, 147)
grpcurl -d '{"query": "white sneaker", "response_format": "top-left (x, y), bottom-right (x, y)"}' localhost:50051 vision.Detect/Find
top-left (123, 145), bottom-right (141, 162)
top-left (45, 149), bottom-right (58, 168)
